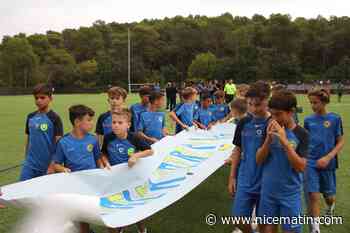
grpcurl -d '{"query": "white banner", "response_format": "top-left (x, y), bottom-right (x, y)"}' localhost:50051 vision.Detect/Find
top-left (0, 123), bottom-right (235, 229)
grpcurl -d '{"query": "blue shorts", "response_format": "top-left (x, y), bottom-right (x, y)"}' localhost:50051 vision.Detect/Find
top-left (20, 165), bottom-right (47, 181)
top-left (232, 188), bottom-right (260, 217)
top-left (305, 165), bottom-right (336, 197)
top-left (258, 193), bottom-right (302, 233)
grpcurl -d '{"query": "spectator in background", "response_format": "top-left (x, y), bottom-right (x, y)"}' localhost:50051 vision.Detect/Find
top-left (337, 82), bottom-right (344, 103)
top-left (224, 79), bottom-right (237, 104)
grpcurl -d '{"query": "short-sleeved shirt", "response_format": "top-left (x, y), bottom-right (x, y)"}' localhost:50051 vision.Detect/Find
top-left (137, 111), bottom-right (166, 140)
top-left (232, 115), bottom-right (270, 194)
top-left (210, 104), bottom-right (230, 121)
top-left (24, 110), bottom-right (63, 171)
top-left (101, 132), bottom-right (151, 165)
top-left (194, 107), bottom-right (216, 127)
top-left (304, 112), bottom-right (343, 170)
top-left (95, 111), bottom-right (112, 136)
top-left (174, 102), bottom-right (196, 133)
top-left (53, 133), bottom-right (101, 172)
top-left (261, 125), bottom-right (309, 199)
top-left (130, 103), bottom-right (149, 132)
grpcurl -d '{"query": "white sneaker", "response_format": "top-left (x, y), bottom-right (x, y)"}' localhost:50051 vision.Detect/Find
top-left (232, 228), bottom-right (242, 233)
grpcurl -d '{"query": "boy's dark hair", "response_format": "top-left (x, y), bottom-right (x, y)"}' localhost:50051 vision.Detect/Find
top-left (230, 98), bottom-right (248, 114)
top-left (181, 87), bottom-right (197, 100)
top-left (246, 81), bottom-right (271, 100)
top-left (139, 86), bottom-right (152, 96)
top-left (201, 92), bottom-right (212, 101)
top-left (33, 83), bottom-right (53, 97)
top-left (107, 86), bottom-right (128, 100)
top-left (308, 88), bottom-right (330, 104)
top-left (214, 90), bottom-right (225, 98)
top-left (112, 108), bottom-right (132, 122)
top-left (268, 90), bottom-right (297, 112)
top-left (69, 105), bottom-right (95, 125)
top-left (149, 91), bottom-right (165, 104)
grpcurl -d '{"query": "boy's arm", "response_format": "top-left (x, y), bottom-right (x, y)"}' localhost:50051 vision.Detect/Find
top-left (137, 131), bottom-right (158, 144)
top-left (52, 141), bottom-right (70, 173)
top-left (193, 120), bottom-right (206, 129)
top-left (96, 134), bottom-right (104, 148)
top-left (317, 135), bottom-right (345, 169)
top-left (100, 153), bottom-right (111, 169)
top-left (228, 146), bottom-right (241, 196)
top-left (24, 136), bottom-right (29, 158)
top-left (169, 111), bottom-right (189, 130)
top-left (128, 149), bottom-right (154, 168)
top-left (272, 121), bottom-right (307, 172)
top-left (53, 163), bottom-right (71, 173)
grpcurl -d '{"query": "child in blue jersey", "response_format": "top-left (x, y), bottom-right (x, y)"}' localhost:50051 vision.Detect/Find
top-left (101, 108), bottom-right (153, 233)
top-left (228, 81), bottom-right (271, 233)
top-left (304, 89), bottom-right (344, 233)
top-left (137, 91), bottom-right (168, 144)
top-left (130, 86), bottom-right (152, 133)
top-left (20, 83), bottom-right (63, 181)
top-left (256, 90), bottom-right (309, 233)
top-left (221, 98), bottom-right (248, 124)
top-left (169, 87), bottom-right (199, 133)
top-left (194, 93), bottom-right (216, 130)
top-left (96, 86), bottom-right (128, 145)
top-left (53, 105), bottom-right (103, 233)
top-left (210, 90), bottom-right (230, 121)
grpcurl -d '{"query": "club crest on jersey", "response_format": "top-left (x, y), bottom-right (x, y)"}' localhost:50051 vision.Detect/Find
top-left (324, 121), bottom-right (331, 128)
top-left (128, 148), bottom-right (135, 156)
top-left (40, 123), bottom-right (48, 131)
top-left (87, 144), bottom-right (94, 152)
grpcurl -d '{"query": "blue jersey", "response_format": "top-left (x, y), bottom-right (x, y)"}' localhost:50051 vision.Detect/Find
top-left (304, 112), bottom-right (343, 170)
top-left (174, 102), bottom-right (196, 133)
top-left (53, 133), bottom-right (101, 172)
top-left (24, 110), bottom-right (63, 171)
top-left (210, 104), bottom-right (230, 121)
top-left (95, 111), bottom-right (112, 136)
top-left (261, 126), bottom-right (309, 199)
top-left (101, 132), bottom-right (151, 165)
top-left (232, 116), bottom-right (270, 194)
top-left (194, 107), bottom-right (216, 127)
top-left (137, 111), bottom-right (166, 140)
top-left (130, 103), bottom-right (148, 132)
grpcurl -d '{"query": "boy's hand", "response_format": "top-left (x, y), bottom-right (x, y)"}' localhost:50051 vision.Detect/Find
top-left (104, 161), bottom-right (112, 170)
top-left (228, 177), bottom-right (236, 197)
top-left (269, 120), bottom-right (288, 144)
top-left (317, 156), bottom-right (331, 169)
top-left (128, 156), bottom-right (138, 168)
top-left (47, 164), bottom-right (55, 175)
top-left (63, 168), bottom-right (71, 173)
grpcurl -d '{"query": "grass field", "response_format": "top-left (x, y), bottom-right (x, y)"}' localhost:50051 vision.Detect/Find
top-left (0, 93), bottom-right (349, 233)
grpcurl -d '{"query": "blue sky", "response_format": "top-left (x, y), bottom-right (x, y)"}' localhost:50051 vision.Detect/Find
top-left (1, 0), bottom-right (348, 40)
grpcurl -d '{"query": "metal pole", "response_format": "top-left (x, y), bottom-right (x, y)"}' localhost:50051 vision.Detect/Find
top-left (128, 28), bottom-right (131, 93)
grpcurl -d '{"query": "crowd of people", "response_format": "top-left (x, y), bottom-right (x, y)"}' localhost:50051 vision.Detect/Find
top-left (0, 80), bottom-right (345, 233)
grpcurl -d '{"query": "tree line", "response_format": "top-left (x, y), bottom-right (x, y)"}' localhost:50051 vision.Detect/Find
top-left (1, 13), bottom-right (350, 89)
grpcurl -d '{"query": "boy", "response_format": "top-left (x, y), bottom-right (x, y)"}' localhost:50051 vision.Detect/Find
top-left (304, 89), bottom-right (344, 232)
top-left (130, 86), bottom-right (152, 133)
top-left (227, 81), bottom-right (271, 233)
top-left (20, 83), bottom-right (63, 181)
top-left (221, 98), bottom-right (247, 124)
top-left (137, 92), bottom-right (168, 144)
top-left (169, 87), bottom-right (199, 133)
top-left (193, 94), bottom-right (216, 130)
top-left (256, 90), bottom-right (309, 233)
top-left (101, 108), bottom-right (154, 233)
top-left (96, 87), bottom-right (128, 145)
top-left (236, 84), bottom-right (250, 100)
top-left (210, 90), bottom-right (230, 121)
top-left (53, 105), bottom-right (103, 233)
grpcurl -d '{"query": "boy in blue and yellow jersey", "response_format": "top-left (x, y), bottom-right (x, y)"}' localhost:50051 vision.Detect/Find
top-left (169, 87), bottom-right (199, 134)
top-left (228, 81), bottom-right (271, 233)
top-left (101, 108), bottom-right (153, 233)
top-left (256, 90), bottom-right (309, 233)
top-left (137, 91), bottom-right (168, 144)
top-left (96, 86), bottom-right (128, 145)
top-left (304, 89), bottom-right (344, 233)
top-left (53, 104), bottom-right (103, 233)
top-left (20, 83), bottom-right (63, 181)
top-left (129, 86), bottom-right (152, 133)
top-left (194, 93), bottom-right (216, 130)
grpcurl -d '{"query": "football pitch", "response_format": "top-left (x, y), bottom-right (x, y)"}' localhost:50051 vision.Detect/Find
top-left (0, 93), bottom-right (349, 233)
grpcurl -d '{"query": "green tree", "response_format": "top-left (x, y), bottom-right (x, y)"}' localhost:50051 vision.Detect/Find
top-left (188, 52), bottom-right (217, 81)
